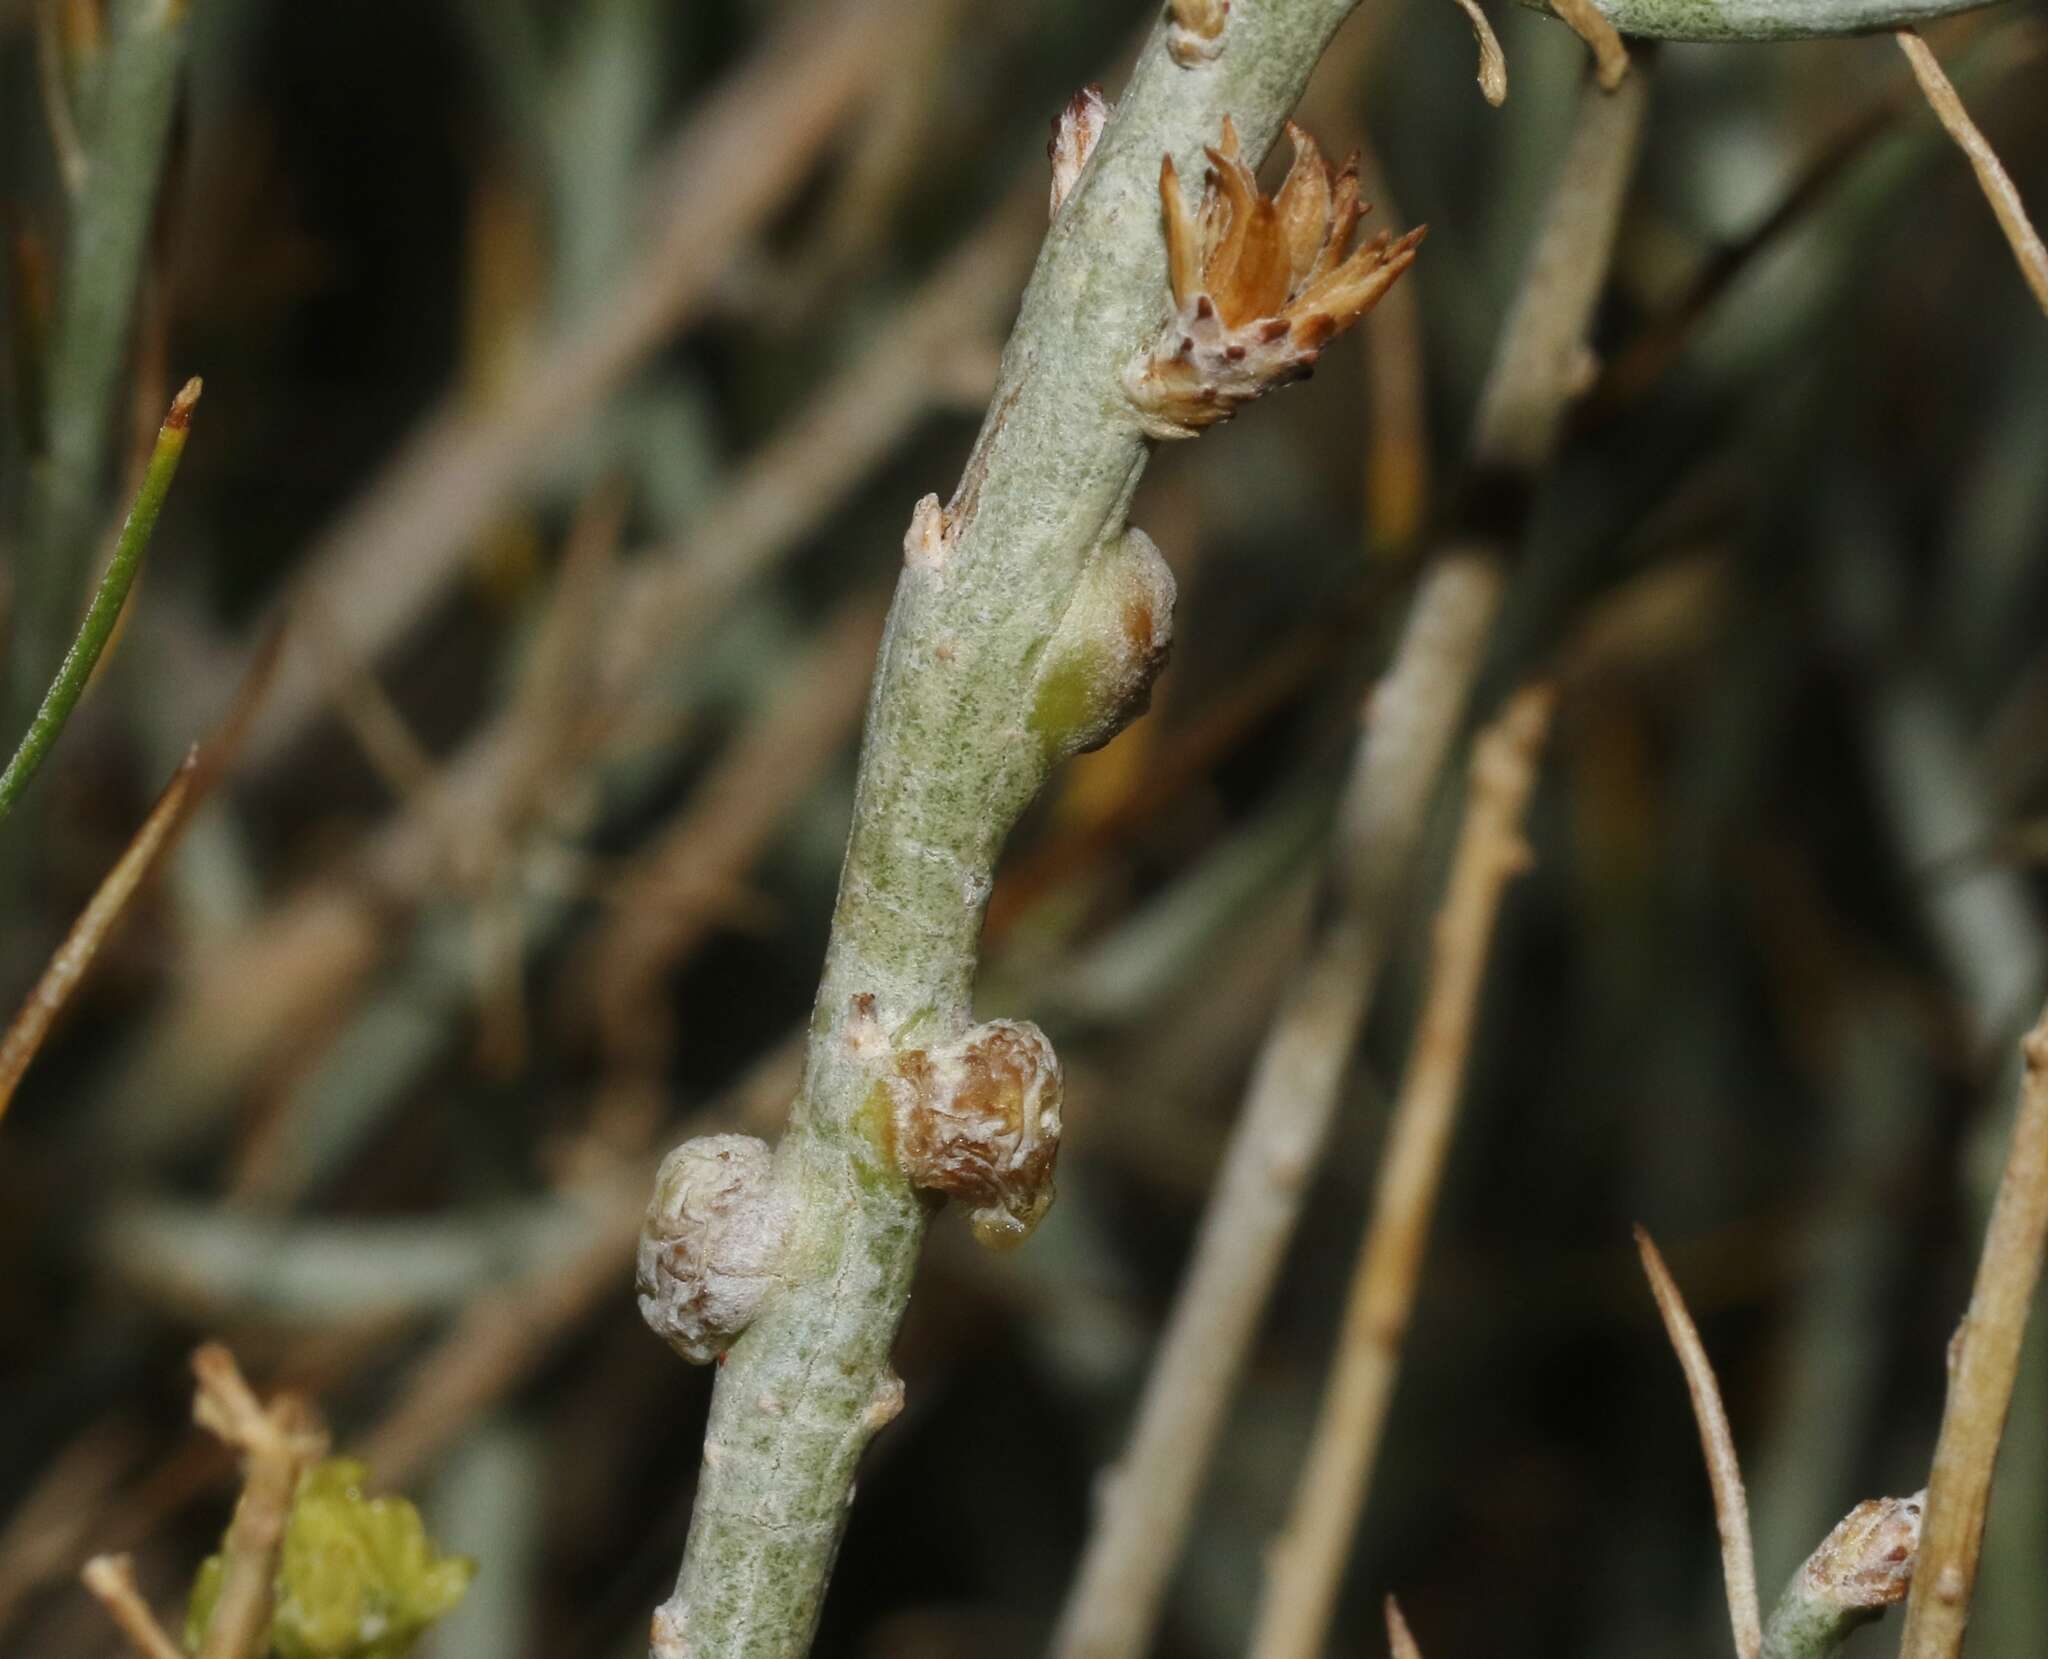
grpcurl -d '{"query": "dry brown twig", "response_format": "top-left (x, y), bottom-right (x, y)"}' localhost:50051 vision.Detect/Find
top-left (0, 627), bottom-right (282, 1126)
top-left (1898, 999), bottom-right (2048, 1659)
top-left (79, 1555), bottom-right (184, 1659)
top-left (1249, 685), bottom-right (1554, 1659)
top-left (1551, 0), bottom-right (1630, 88)
top-left (78, 1346), bottom-right (326, 1659)
top-left (1446, 0), bottom-right (1509, 104)
top-left (188, 1344), bottom-right (330, 1659)
top-left (1637, 1227), bottom-right (1763, 1659)
top-left (1894, 28), bottom-right (2048, 317)
top-left (1385, 1596), bottom-right (1426, 1659)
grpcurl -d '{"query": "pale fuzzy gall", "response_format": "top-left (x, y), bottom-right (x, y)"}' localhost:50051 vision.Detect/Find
top-left (637, 1134), bottom-right (790, 1364)
top-left (1126, 118), bottom-right (1425, 439)
top-left (1048, 84), bottom-right (1111, 219)
top-left (892, 1020), bottom-right (1063, 1249)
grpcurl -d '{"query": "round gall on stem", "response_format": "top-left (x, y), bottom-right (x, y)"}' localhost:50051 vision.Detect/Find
top-left (637, 1135), bottom-right (790, 1365)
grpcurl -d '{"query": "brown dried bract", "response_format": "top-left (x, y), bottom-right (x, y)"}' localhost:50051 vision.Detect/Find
top-left (892, 1020), bottom-right (1063, 1248)
top-left (1167, 0), bottom-right (1229, 66)
top-left (1126, 118), bottom-right (1425, 439)
top-left (1048, 85), bottom-right (1111, 219)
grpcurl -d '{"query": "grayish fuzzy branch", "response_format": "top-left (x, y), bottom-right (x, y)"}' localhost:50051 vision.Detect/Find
top-left (646, 4), bottom-right (1393, 1654)
top-left (1514, 0), bottom-right (2010, 41)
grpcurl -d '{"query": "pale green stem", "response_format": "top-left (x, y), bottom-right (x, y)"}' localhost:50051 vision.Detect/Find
top-left (0, 380), bottom-right (198, 823)
top-left (11, 0), bottom-right (191, 752)
top-left (650, 4), bottom-right (1376, 1654)
top-left (1514, 0), bottom-right (2010, 41)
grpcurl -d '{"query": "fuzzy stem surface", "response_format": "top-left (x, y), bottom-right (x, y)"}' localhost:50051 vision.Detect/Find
top-left (1514, 0), bottom-right (2008, 39)
top-left (650, 4), bottom-right (1369, 1654)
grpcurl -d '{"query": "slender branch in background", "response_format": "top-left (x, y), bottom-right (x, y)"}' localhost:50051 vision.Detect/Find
top-left (0, 377), bottom-right (200, 823)
top-left (1636, 1227), bottom-right (1763, 1659)
top-left (240, 0), bottom-right (900, 767)
top-left (0, 569), bottom-right (276, 1132)
top-left (79, 1555), bottom-right (184, 1659)
top-left (0, 750), bottom-right (196, 1125)
top-left (1759, 1493), bottom-right (1924, 1659)
top-left (1249, 685), bottom-right (1554, 1659)
top-left (1051, 68), bottom-right (1649, 1659)
top-left (1899, 999), bottom-right (2048, 1659)
top-left (646, 2), bottom-right (1427, 1650)
top-left (1355, 145), bottom-right (1434, 555)
top-left (10, 0), bottom-right (190, 752)
top-left (1513, 0), bottom-right (2012, 42)
top-left (34, 0), bottom-right (88, 195)
top-left (1894, 28), bottom-right (2048, 317)
top-left (97, 193), bottom-right (1039, 1158)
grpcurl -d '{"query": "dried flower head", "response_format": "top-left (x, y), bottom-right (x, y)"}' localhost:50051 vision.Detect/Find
top-left (1048, 84), bottom-right (1112, 219)
top-left (637, 1134), bottom-right (790, 1364)
top-left (892, 1019), bottom-right (1063, 1249)
top-left (1126, 118), bottom-right (1425, 439)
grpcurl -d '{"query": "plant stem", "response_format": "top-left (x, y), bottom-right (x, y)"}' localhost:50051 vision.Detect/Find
top-left (11, 0), bottom-right (191, 753)
top-left (1249, 686), bottom-right (1553, 1659)
top-left (1513, 0), bottom-right (2011, 40)
top-left (1050, 66), bottom-right (1650, 1659)
top-left (649, 5), bottom-right (1380, 1653)
top-left (1898, 999), bottom-right (2048, 1659)
top-left (0, 378), bottom-right (200, 824)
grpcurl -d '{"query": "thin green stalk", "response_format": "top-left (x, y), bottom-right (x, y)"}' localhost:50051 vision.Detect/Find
top-left (0, 379), bottom-right (200, 824)
top-left (1514, 0), bottom-right (2009, 40)
top-left (11, 0), bottom-right (193, 746)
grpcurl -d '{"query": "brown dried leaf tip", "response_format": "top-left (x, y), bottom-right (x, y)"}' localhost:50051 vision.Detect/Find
top-left (637, 1134), bottom-right (790, 1364)
top-left (1049, 85), bottom-right (1112, 219)
top-left (893, 1019), bottom-right (1063, 1249)
top-left (1127, 118), bottom-right (1425, 439)
top-left (1167, 0), bottom-right (1229, 66)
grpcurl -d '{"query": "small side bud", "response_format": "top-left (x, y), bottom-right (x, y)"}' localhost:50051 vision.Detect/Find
top-left (1761, 1492), bottom-right (1924, 1657)
top-left (637, 1135), bottom-right (789, 1364)
top-left (1167, 0), bottom-right (1228, 66)
top-left (1048, 85), bottom-right (1112, 218)
top-left (1028, 526), bottom-right (1175, 762)
top-left (903, 493), bottom-right (950, 574)
top-left (892, 1020), bottom-right (1063, 1249)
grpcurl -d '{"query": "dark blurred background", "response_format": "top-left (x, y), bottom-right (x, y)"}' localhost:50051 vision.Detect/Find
top-left (3, 1), bottom-right (2048, 1656)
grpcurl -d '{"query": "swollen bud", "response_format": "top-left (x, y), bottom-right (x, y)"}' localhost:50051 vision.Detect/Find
top-left (1028, 526), bottom-right (1175, 763)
